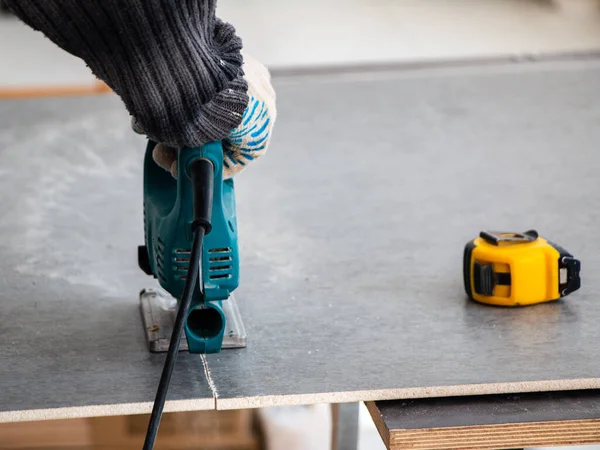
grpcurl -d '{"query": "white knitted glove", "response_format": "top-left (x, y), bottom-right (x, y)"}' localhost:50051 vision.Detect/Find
top-left (134, 52), bottom-right (276, 179)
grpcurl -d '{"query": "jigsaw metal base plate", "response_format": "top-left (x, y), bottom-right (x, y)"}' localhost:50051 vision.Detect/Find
top-left (139, 288), bottom-right (247, 353)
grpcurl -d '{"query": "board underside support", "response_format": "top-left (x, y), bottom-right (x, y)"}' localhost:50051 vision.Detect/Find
top-left (139, 288), bottom-right (247, 353)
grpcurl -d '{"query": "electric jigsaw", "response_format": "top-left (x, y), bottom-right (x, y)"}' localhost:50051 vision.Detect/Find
top-left (137, 141), bottom-right (248, 449)
top-left (137, 140), bottom-right (245, 354)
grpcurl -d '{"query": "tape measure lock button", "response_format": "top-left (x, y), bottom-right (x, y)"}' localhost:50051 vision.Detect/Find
top-left (473, 261), bottom-right (511, 297)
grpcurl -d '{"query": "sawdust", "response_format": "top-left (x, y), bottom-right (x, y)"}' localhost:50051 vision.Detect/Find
top-left (201, 354), bottom-right (219, 407)
top-left (0, 109), bottom-right (147, 297)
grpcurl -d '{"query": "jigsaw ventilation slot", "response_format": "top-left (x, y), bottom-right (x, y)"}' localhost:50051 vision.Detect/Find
top-left (208, 247), bottom-right (233, 280)
top-left (173, 248), bottom-right (191, 280)
top-left (143, 202), bottom-right (148, 243)
top-left (155, 237), bottom-right (166, 282)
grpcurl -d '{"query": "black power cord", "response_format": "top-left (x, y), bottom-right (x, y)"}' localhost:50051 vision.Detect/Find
top-left (143, 158), bottom-right (214, 450)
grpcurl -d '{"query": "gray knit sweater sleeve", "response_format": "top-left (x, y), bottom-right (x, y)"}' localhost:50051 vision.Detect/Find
top-left (5, 0), bottom-right (249, 148)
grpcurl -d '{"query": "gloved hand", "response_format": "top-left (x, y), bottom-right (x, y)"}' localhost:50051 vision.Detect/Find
top-left (133, 53), bottom-right (276, 179)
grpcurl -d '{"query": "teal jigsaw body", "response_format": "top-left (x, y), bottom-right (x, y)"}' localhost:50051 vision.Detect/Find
top-left (138, 140), bottom-right (239, 354)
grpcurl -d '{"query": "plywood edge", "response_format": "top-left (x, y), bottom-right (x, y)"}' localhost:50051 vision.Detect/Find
top-left (0, 81), bottom-right (111, 99)
top-left (215, 378), bottom-right (600, 411)
top-left (0, 397), bottom-right (214, 424)
top-left (387, 419), bottom-right (600, 450)
top-left (365, 401), bottom-right (391, 449)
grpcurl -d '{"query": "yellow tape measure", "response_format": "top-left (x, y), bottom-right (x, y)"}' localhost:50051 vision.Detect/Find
top-left (463, 230), bottom-right (581, 306)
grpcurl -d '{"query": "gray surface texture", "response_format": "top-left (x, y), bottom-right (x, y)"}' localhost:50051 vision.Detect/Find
top-left (1, 59), bottom-right (600, 420)
top-left (208, 59), bottom-right (600, 408)
top-left (0, 97), bottom-right (214, 421)
top-left (375, 390), bottom-right (600, 430)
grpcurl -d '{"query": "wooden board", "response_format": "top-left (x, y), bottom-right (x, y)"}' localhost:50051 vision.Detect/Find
top-left (0, 409), bottom-right (259, 449)
top-left (2, 58), bottom-right (600, 420)
top-left (0, 81), bottom-right (111, 99)
top-left (0, 96), bottom-right (214, 422)
top-left (366, 390), bottom-right (600, 450)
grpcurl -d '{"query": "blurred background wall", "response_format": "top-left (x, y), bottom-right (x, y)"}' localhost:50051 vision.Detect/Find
top-left (3, 0), bottom-right (600, 93)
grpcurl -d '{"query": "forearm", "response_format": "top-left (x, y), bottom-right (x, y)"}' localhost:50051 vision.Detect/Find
top-left (5, 0), bottom-right (249, 148)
